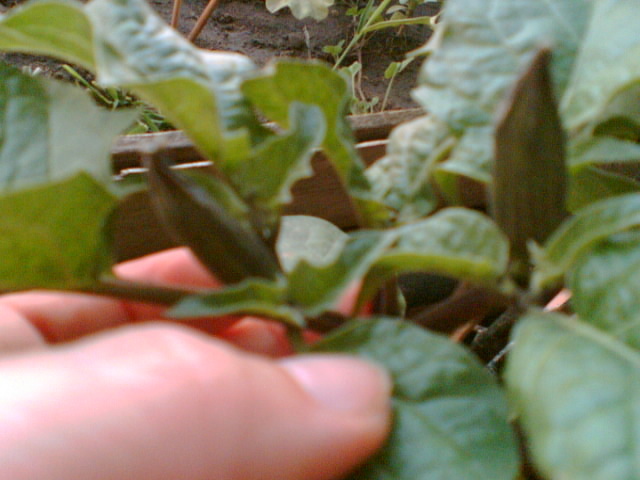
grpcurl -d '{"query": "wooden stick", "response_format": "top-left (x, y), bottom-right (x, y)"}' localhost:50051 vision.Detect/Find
top-left (171, 0), bottom-right (183, 28)
top-left (188, 0), bottom-right (221, 42)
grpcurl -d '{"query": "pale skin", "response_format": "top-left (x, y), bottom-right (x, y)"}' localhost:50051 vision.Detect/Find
top-left (0, 248), bottom-right (391, 480)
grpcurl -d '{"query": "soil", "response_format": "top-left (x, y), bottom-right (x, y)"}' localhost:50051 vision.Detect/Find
top-left (0, 0), bottom-right (437, 111)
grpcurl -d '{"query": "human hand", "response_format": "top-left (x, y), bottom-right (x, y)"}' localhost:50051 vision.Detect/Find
top-left (0, 248), bottom-right (391, 480)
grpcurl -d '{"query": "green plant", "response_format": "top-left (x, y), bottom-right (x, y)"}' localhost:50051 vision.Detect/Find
top-left (2, 0), bottom-right (640, 479)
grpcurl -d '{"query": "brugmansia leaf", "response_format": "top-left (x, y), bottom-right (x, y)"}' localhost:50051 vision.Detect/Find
top-left (265, 0), bottom-right (334, 21)
top-left (276, 215), bottom-right (348, 273)
top-left (506, 311), bottom-right (640, 480)
top-left (0, 0), bottom-right (94, 68)
top-left (0, 173), bottom-right (116, 290)
top-left (313, 318), bottom-right (519, 480)
top-left (532, 192), bottom-right (640, 290)
top-left (167, 278), bottom-right (304, 327)
top-left (569, 232), bottom-right (640, 350)
top-left (492, 48), bottom-right (567, 266)
top-left (0, 63), bottom-right (136, 192)
top-left (145, 156), bottom-right (280, 285)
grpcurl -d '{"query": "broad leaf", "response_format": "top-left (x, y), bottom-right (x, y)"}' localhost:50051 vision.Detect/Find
top-left (223, 102), bottom-right (325, 214)
top-left (265, 0), bottom-right (334, 20)
top-left (276, 215), bottom-right (348, 273)
top-left (0, 0), bottom-right (94, 68)
top-left (532, 192), bottom-right (640, 290)
top-left (0, 173), bottom-right (116, 290)
top-left (365, 116), bottom-right (447, 223)
top-left (313, 318), bottom-right (519, 480)
top-left (167, 278), bottom-right (304, 327)
top-left (0, 63), bottom-right (136, 191)
top-left (506, 311), bottom-right (640, 480)
top-left (569, 136), bottom-right (640, 170)
top-left (569, 232), bottom-right (640, 350)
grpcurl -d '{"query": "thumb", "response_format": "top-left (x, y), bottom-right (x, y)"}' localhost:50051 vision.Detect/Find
top-left (0, 324), bottom-right (391, 480)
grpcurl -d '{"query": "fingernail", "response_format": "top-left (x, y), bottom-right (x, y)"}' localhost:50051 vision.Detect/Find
top-left (280, 355), bottom-right (391, 415)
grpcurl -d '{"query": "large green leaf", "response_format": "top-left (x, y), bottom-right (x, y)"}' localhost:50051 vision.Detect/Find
top-left (313, 318), bottom-right (519, 480)
top-left (0, 0), bottom-right (94, 68)
top-left (0, 63), bottom-right (136, 192)
top-left (410, 0), bottom-right (591, 184)
top-left (276, 215), bottom-right (348, 273)
top-left (561, 0), bottom-right (640, 131)
top-left (532, 192), bottom-right (640, 290)
top-left (567, 166), bottom-right (640, 211)
top-left (569, 232), bottom-right (640, 350)
top-left (506, 311), bottom-right (640, 480)
top-left (365, 116), bottom-right (448, 223)
top-left (85, 0), bottom-right (262, 162)
top-left (0, 173), bottom-right (116, 290)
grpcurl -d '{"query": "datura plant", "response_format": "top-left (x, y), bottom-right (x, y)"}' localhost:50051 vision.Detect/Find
top-left (2, 0), bottom-right (640, 478)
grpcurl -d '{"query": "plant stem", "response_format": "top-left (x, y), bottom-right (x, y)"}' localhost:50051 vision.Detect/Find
top-left (79, 277), bottom-right (196, 306)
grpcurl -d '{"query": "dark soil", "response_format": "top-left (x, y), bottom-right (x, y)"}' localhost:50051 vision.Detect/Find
top-left (1, 0), bottom-right (436, 111)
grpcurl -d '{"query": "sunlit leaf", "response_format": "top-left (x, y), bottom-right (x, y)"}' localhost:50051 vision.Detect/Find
top-left (506, 311), bottom-right (640, 480)
top-left (314, 318), bottom-right (519, 480)
top-left (265, 0), bottom-right (334, 20)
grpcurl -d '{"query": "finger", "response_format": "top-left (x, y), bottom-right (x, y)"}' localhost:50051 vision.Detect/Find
top-left (0, 248), bottom-right (235, 347)
top-left (0, 324), bottom-right (391, 480)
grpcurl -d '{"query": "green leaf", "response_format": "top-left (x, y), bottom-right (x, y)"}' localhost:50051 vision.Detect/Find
top-left (365, 116), bottom-right (449, 223)
top-left (286, 229), bottom-right (395, 315)
top-left (313, 318), bottom-right (519, 480)
top-left (84, 0), bottom-right (262, 162)
top-left (276, 215), bottom-right (348, 273)
top-left (506, 311), bottom-right (640, 480)
top-left (265, 0), bottom-right (334, 20)
top-left (569, 232), bottom-right (640, 350)
top-left (532, 192), bottom-right (640, 290)
top-left (167, 277), bottom-right (304, 327)
top-left (223, 102), bottom-right (325, 213)
top-left (0, 0), bottom-right (94, 69)
top-left (0, 63), bottom-right (136, 192)
top-left (241, 60), bottom-right (385, 225)
top-left (0, 173), bottom-right (116, 290)
top-left (561, 0), bottom-right (640, 131)
top-left (569, 136), bottom-right (640, 170)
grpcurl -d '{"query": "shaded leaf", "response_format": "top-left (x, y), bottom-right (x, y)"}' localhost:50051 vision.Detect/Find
top-left (491, 48), bottom-right (567, 265)
top-left (145, 156), bottom-right (280, 284)
top-left (313, 318), bottom-right (519, 480)
top-left (0, 0), bottom-right (94, 68)
top-left (167, 277), bottom-right (304, 327)
top-left (276, 215), bottom-right (348, 273)
top-left (0, 173), bottom-right (116, 290)
top-left (569, 232), bottom-right (640, 350)
top-left (0, 63), bottom-right (136, 192)
top-left (532, 192), bottom-right (640, 290)
top-left (506, 311), bottom-right (640, 480)
top-left (568, 166), bottom-right (640, 211)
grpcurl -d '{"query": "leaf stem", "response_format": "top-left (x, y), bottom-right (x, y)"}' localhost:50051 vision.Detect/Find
top-left (79, 278), bottom-right (196, 306)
